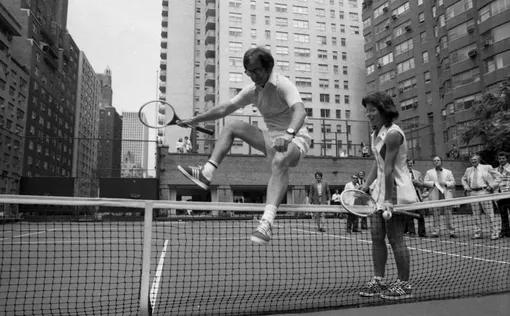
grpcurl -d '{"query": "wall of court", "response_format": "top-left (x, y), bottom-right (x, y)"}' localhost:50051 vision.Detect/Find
top-left (158, 146), bottom-right (471, 190)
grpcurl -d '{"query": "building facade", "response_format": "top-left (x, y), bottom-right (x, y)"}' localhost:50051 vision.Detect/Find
top-left (160, 0), bottom-right (369, 156)
top-left (72, 50), bottom-right (101, 197)
top-left (97, 106), bottom-right (122, 178)
top-left (121, 112), bottom-right (149, 178)
top-left (362, 0), bottom-right (510, 159)
top-left (7, 0), bottom-right (78, 178)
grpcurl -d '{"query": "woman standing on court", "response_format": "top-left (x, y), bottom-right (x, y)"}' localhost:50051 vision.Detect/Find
top-left (358, 92), bottom-right (419, 300)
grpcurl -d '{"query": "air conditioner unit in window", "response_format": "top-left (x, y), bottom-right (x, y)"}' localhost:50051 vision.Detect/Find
top-left (383, 7), bottom-right (389, 12)
top-left (468, 49), bottom-right (477, 58)
top-left (467, 26), bottom-right (475, 33)
top-left (483, 39), bottom-right (492, 47)
top-left (386, 40), bottom-right (392, 46)
top-left (413, 102), bottom-right (419, 109)
top-left (377, 63), bottom-right (382, 68)
top-left (398, 88), bottom-right (404, 93)
top-left (392, 14), bottom-right (398, 20)
top-left (405, 25), bottom-right (412, 32)
top-left (385, 24), bottom-right (390, 29)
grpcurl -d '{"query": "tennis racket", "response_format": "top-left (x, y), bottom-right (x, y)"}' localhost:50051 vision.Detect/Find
top-left (138, 100), bottom-right (214, 135)
top-left (340, 189), bottom-right (420, 218)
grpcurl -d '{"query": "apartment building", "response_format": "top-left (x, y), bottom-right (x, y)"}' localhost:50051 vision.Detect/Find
top-left (160, 0), bottom-right (368, 156)
top-left (97, 106), bottom-right (122, 178)
top-left (121, 112), bottom-right (149, 178)
top-left (362, 0), bottom-right (510, 159)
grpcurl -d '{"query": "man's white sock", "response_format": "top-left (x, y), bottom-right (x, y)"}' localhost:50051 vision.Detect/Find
top-left (261, 204), bottom-right (277, 225)
top-left (201, 160), bottom-right (218, 181)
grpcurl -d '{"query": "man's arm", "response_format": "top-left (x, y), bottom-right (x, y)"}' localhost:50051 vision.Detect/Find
top-left (445, 170), bottom-right (456, 189)
top-left (287, 102), bottom-right (307, 132)
top-left (423, 170), bottom-right (435, 189)
top-left (461, 169), bottom-right (470, 191)
top-left (361, 161), bottom-right (377, 192)
top-left (184, 101), bottom-right (240, 125)
top-left (487, 166), bottom-right (503, 191)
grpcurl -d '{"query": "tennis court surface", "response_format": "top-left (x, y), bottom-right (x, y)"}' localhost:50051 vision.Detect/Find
top-left (1, 195), bottom-right (509, 315)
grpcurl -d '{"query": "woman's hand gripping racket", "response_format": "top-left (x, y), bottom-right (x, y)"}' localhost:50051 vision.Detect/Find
top-left (340, 189), bottom-right (420, 219)
top-left (138, 100), bottom-right (214, 135)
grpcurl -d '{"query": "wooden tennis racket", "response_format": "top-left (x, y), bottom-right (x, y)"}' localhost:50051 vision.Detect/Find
top-left (138, 100), bottom-right (214, 135)
top-left (340, 189), bottom-right (420, 218)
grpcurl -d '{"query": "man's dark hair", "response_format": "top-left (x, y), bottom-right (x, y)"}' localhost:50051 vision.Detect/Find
top-left (362, 91), bottom-right (399, 127)
top-left (315, 171), bottom-right (323, 178)
top-left (406, 158), bottom-right (415, 164)
top-left (497, 151), bottom-right (509, 159)
top-left (243, 47), bottom-right (274, 71)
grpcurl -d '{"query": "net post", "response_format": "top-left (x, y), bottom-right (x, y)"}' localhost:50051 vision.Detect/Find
top-left (140, 200), bottom-right (154, 316)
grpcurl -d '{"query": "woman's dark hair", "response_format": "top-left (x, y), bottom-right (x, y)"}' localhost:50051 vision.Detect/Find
top-left (362, 91), bottom-right (399, 127)
top-left (243, 47), bottom-right (274, 71)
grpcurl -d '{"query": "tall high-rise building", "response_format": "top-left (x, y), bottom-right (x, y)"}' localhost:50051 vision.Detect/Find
top-left (159, 0), bottom-right (368, 155)
top-left (0, 2), bottom-right (29, 218)
top-left (362, 0), bottom-right (510, 159)
top-left (7, 0), bottom-right (78, 178)
top-left (121, 112), bottom-right (149, 178)
top-left (97, 66), bottom-right (112, 109)
top-left (97, 106), bottom-right (122, 178)
top-left (72, 51), bottom-right (101, 196)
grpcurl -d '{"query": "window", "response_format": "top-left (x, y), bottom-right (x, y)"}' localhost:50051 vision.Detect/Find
top-left (349, 12), bottom-right (359, 21)
top-left (350, 26), bottom-right (360, 34)
top-left (377, 52), bottom-right (394, 66)
top-left (276, 60), bottom-right (289, 71)
top-left (228, 41), bottom-right (243, 53)
top-left (343, 80), bottom-right (349, 90)
top-left (396, 58), bottom-right (415, 74)
top-left (275, 17), bottom-right (288, 27)
top-left (318, 64), bottom-right (329, 72)
top-left (276, 31), bottom-right (289, 41)
top-left (318, 49), bottom-right (328, 59)
top-left (316, 8), bottom-right (326, 17)
top-left (294, 19), bottom-right (309, 29)
top-left (335, 95), bottom-right (341, 104)
top-left (293, 5), bottom-right (309, 15)
top-left (276, 46), bottom-right (289, 55)
top-left (319, 79), bottom-right (329, 88)
top-left (320, 109), bottom-right (331, 118)
top-left (448, 20), bottom-right (475, 42)
top-left (275, 3), bottom-right (287, 12)
top-left (379, 70), bottom-right (395, 84)
top-left (393, 20), bottom-right (412, 38)
top-left (420, 31), bottom-right (427, 44)
top-left (397, 77), bottom-right (417, 91)
top-left (419, 12), bottom-right (425, 23)
top-left (342, 52), bottom-right (347, 60)
top-left (295, 47), bottom-right (310, 57)
top-left (446, 0), bottom-right (473, 20)
top-left (295, 62), bottom-right (311, 72)
top-left (454, 93), bottom-right (482, 111)
top-left (305, 108), bottom-right (313, 117)
top-left (296, 77), bottom-right (312, 87)
top-left (229, 12), bottom-right (242, 25)
top-left (316, 21), bottom-right (326, 31)
top-left (400, 97), bottom-right (419, 111)
top-left (320, 94), bottom-right (330, 103)
top-left (294, 33), bottom-right (309, 43)
top-left (452, 68), bottom-right (480, 87)
top-left (367, 64), bottom-right (375, 75)
top-left (485, 51), bottom-right (510, 73)
top-left (336, 109), bottom-right (341, 118)
top-left (317, 35), bottom-right (327, 45)
top-left (341, 38), bottom-right (346, 46)
top-left (344, 95), bottom-right (350, 104)
top-left (229, 27), bottom-right (242, 37)
top-left (424, 71), bottom-right (431, 84)
top-left (450, 43), bottom-right (476, 64)
top-left (301, 92), bottom-right (313, 102)
top-left (392, 2), bottom-right (410, 16)
top-left (363, 18), bottom-right (372, 29)
top-left (374, 2), bottom-right (389, 19)
top-left (394, 38), bottom-right (413, 56)
top-left (422, 51), bottom-right (429, 63)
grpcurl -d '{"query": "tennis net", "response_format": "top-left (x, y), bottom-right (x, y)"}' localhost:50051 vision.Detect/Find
top-left (1, 193), bottom-right (509, 316)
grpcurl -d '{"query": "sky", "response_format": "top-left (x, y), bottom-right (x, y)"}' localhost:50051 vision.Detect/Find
top-left (67, 0), bottom-right (162, 114)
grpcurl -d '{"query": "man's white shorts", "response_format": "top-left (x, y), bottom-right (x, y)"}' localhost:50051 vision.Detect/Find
top-left (262, 129), bottom-right (311, 163)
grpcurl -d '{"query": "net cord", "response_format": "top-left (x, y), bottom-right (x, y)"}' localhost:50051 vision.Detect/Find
top-left (1, 192), bottom-right (509, 213)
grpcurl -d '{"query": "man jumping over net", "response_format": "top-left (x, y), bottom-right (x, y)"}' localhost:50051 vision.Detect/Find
top-left (177, 47), bottom-right (311, 244)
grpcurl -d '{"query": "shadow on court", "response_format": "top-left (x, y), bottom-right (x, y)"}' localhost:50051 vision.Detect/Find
top-left (276, 293), bottom-right (510, 316)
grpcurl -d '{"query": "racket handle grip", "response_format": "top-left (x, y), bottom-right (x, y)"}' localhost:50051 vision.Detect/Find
top-left (195, 126), bottom-right (215, 135)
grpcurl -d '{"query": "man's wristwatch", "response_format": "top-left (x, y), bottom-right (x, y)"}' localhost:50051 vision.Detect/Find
top-left (286, 128), bottom-right (296, 136)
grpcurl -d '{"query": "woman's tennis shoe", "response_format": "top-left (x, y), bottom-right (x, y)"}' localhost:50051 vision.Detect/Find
top-left (359, 279), bottom-right (387, 297)
top-left (251, 219), bottom-right (272, 244)
top-left (178, 165), bottom-right (211, 190)
top-left (380, 280), bottom-right (413, 300)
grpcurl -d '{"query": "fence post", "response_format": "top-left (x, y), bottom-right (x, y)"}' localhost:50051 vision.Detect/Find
top-left (140, 200), bottom-right (154, 316)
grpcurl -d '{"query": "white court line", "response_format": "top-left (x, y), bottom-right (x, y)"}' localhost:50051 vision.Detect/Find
top-left (150, 239), bottom-right (168, 312)
top-left (284, 226), bottom-right (510, 265)
top-left (0, 229), bottom-right (57, 241)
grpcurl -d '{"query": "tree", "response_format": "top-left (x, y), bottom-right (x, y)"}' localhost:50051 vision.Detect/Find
top-left (460, 75), bottom-right (510, 163)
